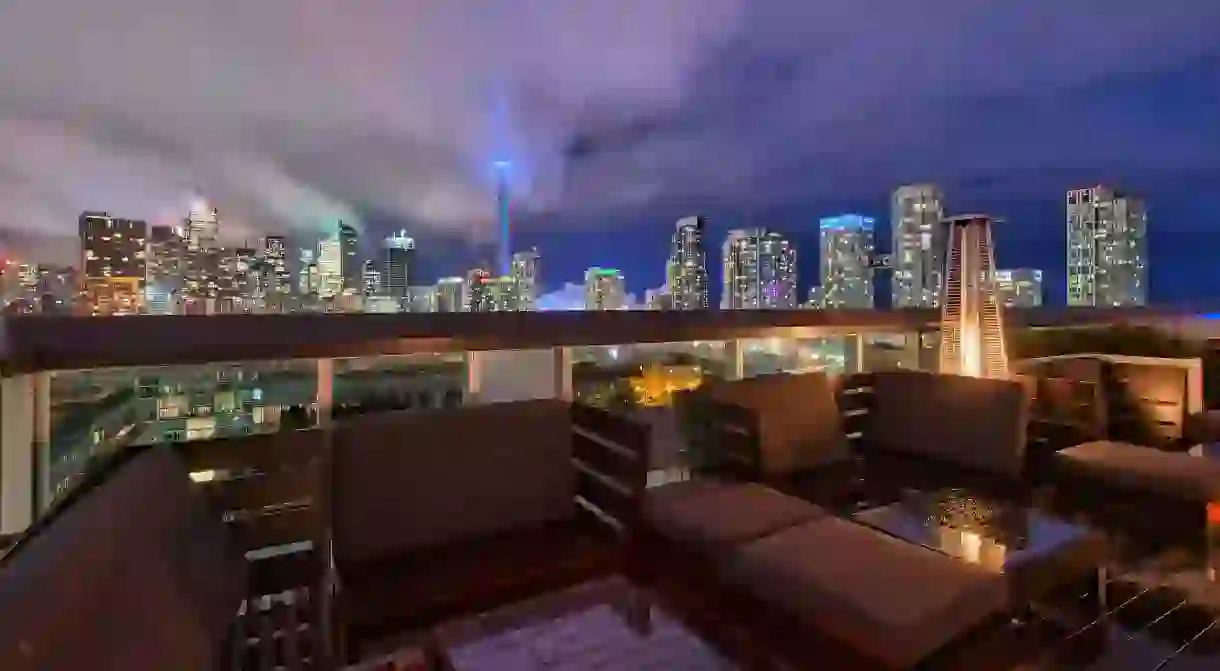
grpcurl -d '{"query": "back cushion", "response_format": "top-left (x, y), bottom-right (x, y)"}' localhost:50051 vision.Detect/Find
top-left (704, 373), bottom-right (850, 475)
top-left (0, 447), bottom-right (247, 671)
top-left (867, 371), bottom-right (1029, 477)
top-left (333, 399), bottom-right (575, 564)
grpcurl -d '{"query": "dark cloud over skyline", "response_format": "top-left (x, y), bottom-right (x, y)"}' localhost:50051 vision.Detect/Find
top-left (1, 1), bottom-right (1218, 302)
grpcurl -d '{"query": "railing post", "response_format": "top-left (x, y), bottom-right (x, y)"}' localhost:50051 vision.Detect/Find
top-left (314, 358), bottom-right (334, 428)
top-left (847, 333), bottom-right (865, 375)
top-left (1, 373), bottom-right (41, 535)
top-left (725, 340), bottom-right (744, 381)
top-left (553, 347), bottom-right (573, 402)
top-left (463, 351), bottom-right (483, 404)
top-left (33, 372), bottom-right (50, 515)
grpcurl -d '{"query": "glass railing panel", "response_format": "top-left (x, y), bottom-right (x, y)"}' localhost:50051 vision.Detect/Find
top-left (572, 340), bottom-right (728, 478)
top-left (572, 340), bottom-right (728, 409)
top-left (739, 335), bottom-right (857, 378)
top-left (860, 331), bottom-right (927, 372)
top-left (48, 358), bottom-right (319, 506)
top-left (332, 351), bottom-right (465, 418)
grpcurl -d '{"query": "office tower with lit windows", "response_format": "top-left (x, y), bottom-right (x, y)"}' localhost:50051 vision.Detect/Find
top-left (994, 268), bottom-right (1044, 308)
top-left (436, 277), bottom-right (464, 313)
top-left (1067, 185), bottom-right (1147, 307)
top-left (182, 199), bottom-right (221, 305)
top-left (584, 267), bottom-right (627, 311)
top-left (146, 225), bottom-right (185, 315)
top-left (668, 216), bottom-right (709, 310)
top-left (316, 236), bottom-right (343, 298)
top-left (380, 230), bottom-right (415, 300)
top-left (361, 260), bottom-right (380, 296)
top-left (407, 286), bottom-right (438, 313)
top-left (465, 268), bottom-right (493, 312)
top-left (298, 249), bottom-right (316, 295)
top-left (891, 184), bottom-right (946, 308)
top-left (79, 211), bottom-right (148, 315)
top-left (511, 248), bottom-right (540, 311)
top-left (338, 222), bottom-right (359, 294)
top-left (260, 235), bottom-right (290, 295)
top-left (820, 215), bottom-right (876, 309)
top-left (722, 229), bottom-right (797, 309)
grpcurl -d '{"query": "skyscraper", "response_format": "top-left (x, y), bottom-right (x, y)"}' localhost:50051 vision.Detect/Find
top-left (465, 267), bottom-right (493, 312)
top-left (79, 211), bottom-right (148, 315)
top-left (994, 268), bottom-right (1044, 308)
top-left (939, 215), bottom-right (1008, 379)
top-left (1067, 185), bottom-right (1147, 307)
top-left (668, 216), bottom-right (709, 310)
top-left (435, 277), bottom-right (464, 313)
top-left (316, 236), bottom-right (343, 298)
top-left (361, 259), bottom-right (380, 296)
top-left (182, 199), bottom-right (221, 304)
top-left (721, 229), bottom-right (797, 309)
top-left (146, 225), bottom-right (185, 315)
top-left (339, 222), bottom-right (359, 294)
top-left (511, 248), bottom-right (540, 311)
top-left (820, 215), bottom-right (876, 309)
top-left (260, 235), bottom-right (291, 296)
top-left (380, 230), bottom-right (415, 300)
top-left (584, 267), bottom-right (627, 310)
top-left (891, 184), bottom-right (946, 308)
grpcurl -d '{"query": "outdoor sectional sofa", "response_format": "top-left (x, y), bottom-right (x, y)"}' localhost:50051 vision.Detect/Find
top-left (642, 370), bottom-right (1035, 668)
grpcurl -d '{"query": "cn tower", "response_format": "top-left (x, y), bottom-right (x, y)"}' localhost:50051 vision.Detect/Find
top-left (494, 160), bottom-right (511, 277)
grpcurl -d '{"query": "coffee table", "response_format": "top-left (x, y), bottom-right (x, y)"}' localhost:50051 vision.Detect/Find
top-left (430, 576), bottom-right (738, 670)
top-left (852, 488), bottom-right (1109, 607)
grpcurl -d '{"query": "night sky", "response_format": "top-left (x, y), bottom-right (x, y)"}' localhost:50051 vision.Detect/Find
top-left (1, 2), bottom-right (1217, 307)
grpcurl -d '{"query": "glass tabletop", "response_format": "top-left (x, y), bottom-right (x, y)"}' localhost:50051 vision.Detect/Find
top-left (434, 577), bottom-right (737, 671)
top-left (852, 488), bottom-right (1099, 572)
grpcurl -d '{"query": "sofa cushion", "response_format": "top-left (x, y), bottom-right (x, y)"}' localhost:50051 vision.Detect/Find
top-left (721, 516), bottom-right (1006, 668)
top-left (644, 482), bottom-right (824, 554)
top-left (1058, 441), bottom-right (1220, 502)
top-left (333, 400), bottom-right (575, 564)
top-left (868, 371), bottom-right (1029, 477)
top-left (703, 373), bottom-right (851, 476)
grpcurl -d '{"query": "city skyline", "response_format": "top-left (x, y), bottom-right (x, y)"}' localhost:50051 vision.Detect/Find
top-left (0, 3), bottom-right (1217, 305)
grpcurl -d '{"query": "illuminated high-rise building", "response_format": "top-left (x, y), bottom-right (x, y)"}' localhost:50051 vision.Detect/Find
top-left (182, 199), bottom-right (221, 303)
top-left (146, 225), bottom-right (185, 315)
top-left (316, 236), bottom-right (343, 298)
top-left (361, 259), bottom-right (380, 297)
top-left (436, 277), bottom-right (464, 313)
top-left (260, 235), bottom-right (290, 295)
top-left (820, 215), bottom-right (876, 309)
top-left (722, 229), bottom-right (797, 309)
top-left (465, 268), bottom-right (493, 312)
top-left (939, 215), bottom-right (1008, 379)
top-left (668, 216), bottom-right (709, 310)
top-left (994, 268), bottom-right (1043, 308)
top-left (511, 248), bottom-right (540, 311)
top-left (380, 230), bottom-right (415, 300)
top-left (339, 222), bottom-right (359, 294)
top-left (1067, 185), bottom-right (1147, 307)
top-left (891, 184), bottom-right (946, 308)
top-left (79, 211), bottom-right (148, 315)
top-left (584, 267), bottom-right (627, 311)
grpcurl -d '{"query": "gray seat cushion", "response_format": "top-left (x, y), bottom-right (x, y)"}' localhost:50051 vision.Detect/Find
top-left (721, 516), bottom-right (1007, 668)
top-left (643, 482), bottom-right (824, 554)
top-left (1058, 440), bottom-right (1220, 502)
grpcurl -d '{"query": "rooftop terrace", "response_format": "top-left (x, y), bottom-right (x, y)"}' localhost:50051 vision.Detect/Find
top-left (3, 309), bottom-right (1220, 670)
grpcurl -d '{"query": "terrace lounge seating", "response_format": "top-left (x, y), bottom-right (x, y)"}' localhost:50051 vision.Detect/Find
top-left (722, 516), bottom-right (1007, 669)
top-left (690, 372), bottom-right (853, 477)
top-left (0, 446), bottom-right (248, 670)
top-left (866, 370), bottom-right (1030, 479)
top-left (331, 399), bottom-right (646, 661)
top-left (1057, 441), bottom-right (1220, 503)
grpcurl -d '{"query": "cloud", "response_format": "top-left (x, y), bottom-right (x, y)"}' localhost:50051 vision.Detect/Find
top-left (0, 0), bottom-right (1217, 265)
top-left (536, 282), bottom-right (638, 311)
